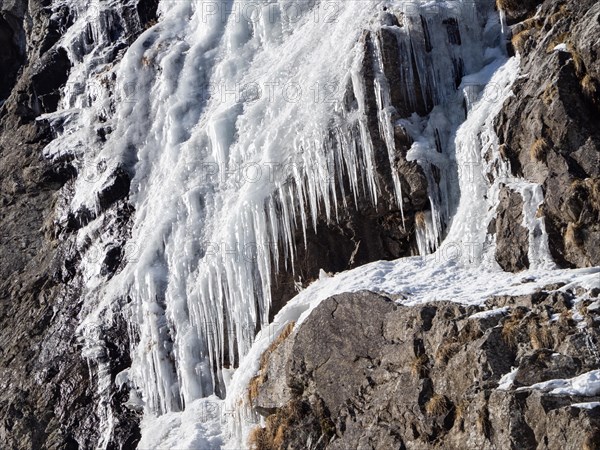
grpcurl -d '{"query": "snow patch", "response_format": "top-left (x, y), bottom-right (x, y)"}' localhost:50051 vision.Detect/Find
top-left (571, 402), bottom-right (600, 410)
top-left (516, 370), bottom-right (600, 397)
top-left (470, 307), bottom-right (509, 320)
top-left (497, 367), bottom-right (518, 390)
top-left (553, 43), bottom-right (568, 52)
top-left (139, 396), bottom-right (225, 450)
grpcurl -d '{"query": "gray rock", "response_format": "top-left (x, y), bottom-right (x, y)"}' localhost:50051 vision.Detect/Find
top-left (251, 290), bottom-right (600, 449)
top-left (0, 0), bottom-right (158, 447)
top-left (494, 187), bottom-right (530, 272)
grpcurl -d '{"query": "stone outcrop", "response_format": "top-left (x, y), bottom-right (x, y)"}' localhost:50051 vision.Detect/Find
top-left (493, 0), bottom-right (600, 270)
top-left (494, 187), bottom-right (531, 271)
top-left (249, 290), bottom-right (600, 450)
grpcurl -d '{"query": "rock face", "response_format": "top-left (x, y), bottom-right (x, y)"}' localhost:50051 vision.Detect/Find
top-left (493, 0), bottom-right (600, 270)
top-left (0, 1), bottom-right (157, 448)
top-left (250, 290), bottom-right (600, 450)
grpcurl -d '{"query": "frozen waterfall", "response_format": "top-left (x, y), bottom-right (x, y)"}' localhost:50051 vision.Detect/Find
top-left (37, 0), bottom-right (564, 447)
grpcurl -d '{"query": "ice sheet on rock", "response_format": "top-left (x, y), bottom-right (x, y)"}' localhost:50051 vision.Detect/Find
top-left (440, 56), bottom-right (521, 267)
top-left (50, 0), bottom-right (512, 418)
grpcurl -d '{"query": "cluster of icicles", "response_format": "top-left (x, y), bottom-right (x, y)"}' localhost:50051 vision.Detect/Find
top-left (39, 0), bottom-right (554, 445)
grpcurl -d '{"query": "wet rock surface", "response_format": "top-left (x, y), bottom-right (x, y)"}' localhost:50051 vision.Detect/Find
top-left (494, 187), bottom-right (530, 271)
top-left (250, 290), bottom-right (600, 450)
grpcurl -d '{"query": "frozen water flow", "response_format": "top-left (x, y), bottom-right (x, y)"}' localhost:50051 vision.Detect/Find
top-left (37, 0), bottom-right (598, 447)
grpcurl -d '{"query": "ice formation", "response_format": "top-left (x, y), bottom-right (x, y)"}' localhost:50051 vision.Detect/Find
top-left (36, 0), bottom-right (598, 447)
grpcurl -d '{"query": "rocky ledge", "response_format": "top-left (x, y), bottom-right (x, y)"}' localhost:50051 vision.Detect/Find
top-left (248, 290), bottom-right (600, 450)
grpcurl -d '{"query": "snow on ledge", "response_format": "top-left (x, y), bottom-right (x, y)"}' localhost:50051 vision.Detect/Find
top-left (223, 257), bottom-right (599, 447)
top-left (553, 43), bottom-right (568, 52)
top-left (571, 402), bottom-right (600, 410)
top-left (497, 367), bottom-right (518, 390)
top-left (469, 306), bottom-right (510, 320)
top-left (516, 370), bottom-right (600, 397)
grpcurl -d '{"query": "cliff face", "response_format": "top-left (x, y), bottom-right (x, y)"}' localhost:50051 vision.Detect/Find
top-left (248, 2), bottom-right (600, 448)
top-left (270, 24), bottom-right (432, 316)
top-left (0, 1), bottom-right (81, 447)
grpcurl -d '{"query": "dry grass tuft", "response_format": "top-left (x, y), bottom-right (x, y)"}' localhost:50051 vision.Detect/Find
top-left (248, 399), bottom-right (331, 450)
top-left (498, 144), bottom-right (508, 160)
top-left (248, 322), bottom-right (295, 403)
top-left (141, 55), bottom-right (153, 67)
top-left (521, 17), bottom-right (542, 30)
top-left (496, 0), bottom-right (519, 10)
top-left (272, 423), bottom-right (286, 449)
top-left (542, 84), bottom-right (558, 106)
top-left (248, 375), bottom-right (262, 404)
top-left (558, 309), bottom-right (575, 327)
top-left (536, 205), bottom-right (545, 219)
top-left (144, 18), bottom-right (158, 29)
top-left (458, 321), bottom-right (483, 344)
top-left (563, 43), bottom-right (586, 76)
top-left (582, 74), bottom-right (598, 100)
top-left (247, 426), bottom-right (268, 450)
top-left (435, 340), bottom-right (460, 365)
top-left (565, 222), bottom-right (583, 248)
top-left (477, 409), bottom-right (492, 438)
top-left (549, 4), bottom-right (568, 26)
top-left (260, 322), bottom-right (295, 368)
top-left (455, 400), bottom-right (468, 421)
top-left (545, 32), bottom-right (569, 54)
top-left (530, 138), bottom-right (549, 162)
top-left (511, 29), bottom-right (531, 54)
top-left (425, 394), bottom-right (449, 416)
top-left (583, 431), bottom-right (600, 450)
top-left (411, 354), bottom-right (429, 378)
top-left (415, 211), bottom-right (427, 229)
top-left (530, 324), bottom-right (554, 349)
top-left (571, 178), bottom-right (600, 210)
top-left (502, 309), bottom-right (526, 348)
top-left (248, 411), bottom-right (289, 450)
top-left (496, 0), bottom-right (541, 15)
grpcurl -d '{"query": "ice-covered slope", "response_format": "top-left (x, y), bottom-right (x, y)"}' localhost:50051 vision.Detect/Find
top-left (36, 0), bottom-right (598, 447)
